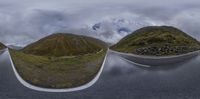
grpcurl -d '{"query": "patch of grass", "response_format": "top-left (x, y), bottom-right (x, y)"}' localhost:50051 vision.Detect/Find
top-left (9, 49), bottom-right (106, 88)
top-left (111, 26), bottom-right (200, 56)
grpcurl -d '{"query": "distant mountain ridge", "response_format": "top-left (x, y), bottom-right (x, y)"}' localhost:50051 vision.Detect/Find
top-left (111, 26), bottom-right (200, 56)
top-left (8, 45), bottom-right (23, 50)
top-left (0, 42), bottom-right (6, 50)
top-left (22, 33), bottom-right (107, 57)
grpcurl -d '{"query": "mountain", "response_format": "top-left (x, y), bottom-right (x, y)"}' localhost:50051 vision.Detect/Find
top-left (111, 26), bottom-right (200, 56)
top-left (0, 42), bottom-right (6, 50)
top-left (22, 33), bottom-right (107, 57)
top-left (9, 33), bottom-right (107, 88)
top-left (8, 45), bottom-right (23, 50)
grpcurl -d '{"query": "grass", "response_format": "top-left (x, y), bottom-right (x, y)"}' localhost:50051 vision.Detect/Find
top-left (22, 33), bottom-right (107, 57)
top-left (9, 49), bottom-right (107, 88)
top-left (111, 26), bottom-right (200, 56)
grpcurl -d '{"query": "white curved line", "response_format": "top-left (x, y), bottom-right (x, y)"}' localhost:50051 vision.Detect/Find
top-left (7, 48), bottom-right (108, 92)
top-left (109, 49), bottom-right (200, 66)
top-left (119, 56), bottom-right (151, 68)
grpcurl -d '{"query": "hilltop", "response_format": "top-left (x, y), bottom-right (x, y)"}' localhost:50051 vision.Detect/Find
top-left (111, 26), bottom-right (200, 56)
top-left (22, 33), bottom-right (107, 57)
top-left (9, 33), bottom-right (107, 88)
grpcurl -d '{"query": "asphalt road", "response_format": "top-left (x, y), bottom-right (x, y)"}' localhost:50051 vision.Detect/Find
top-left (1, 50), bottom-right (200, 99)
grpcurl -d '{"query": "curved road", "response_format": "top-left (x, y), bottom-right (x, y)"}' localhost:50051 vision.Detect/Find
top-left (110, 49), bottom-right (200, 66)
top-left (1, 50), bottom-right (200, 99)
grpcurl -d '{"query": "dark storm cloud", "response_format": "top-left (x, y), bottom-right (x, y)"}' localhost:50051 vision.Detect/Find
top-left (0, 0), bottom-right (200, 46)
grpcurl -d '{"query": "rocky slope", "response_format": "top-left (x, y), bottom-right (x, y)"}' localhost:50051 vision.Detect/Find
top-left (111, 26), bottom-right (200, 56)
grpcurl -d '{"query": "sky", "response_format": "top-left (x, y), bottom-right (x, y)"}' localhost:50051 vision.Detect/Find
top-left (0, 0), bottom-right (200, 46)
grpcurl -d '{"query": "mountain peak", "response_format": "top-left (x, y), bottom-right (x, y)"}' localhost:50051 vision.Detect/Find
top-left (22, 33), bottom-right (107, 57)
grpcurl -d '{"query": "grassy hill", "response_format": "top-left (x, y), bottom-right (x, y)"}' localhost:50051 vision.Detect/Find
top-left (0, 42), bottom-right (6, 50)
top-left (111, 26), bottom-right (200, 56)
top-left (22, 33), bottom-right (107, 57)
top-left (9, 33), bottom-right (107, 88)
top-left (10, 49), bottom-right (106, 88)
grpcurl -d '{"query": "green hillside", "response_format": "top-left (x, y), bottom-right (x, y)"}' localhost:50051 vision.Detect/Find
top-left (111, 26), bottom-right (200, 56)
top-left (10, 49), bottom-right (106, 88)
top-left (9, 33), bottom-right (107, 88)
top-left (22, 33), bottom-right (107, 57)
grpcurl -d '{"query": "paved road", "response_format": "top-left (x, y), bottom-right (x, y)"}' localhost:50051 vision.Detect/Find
top-left (1, 50), bottom-right (200, 99)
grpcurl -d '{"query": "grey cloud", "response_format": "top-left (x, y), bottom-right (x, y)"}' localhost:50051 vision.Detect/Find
top-left (0, 0), bottom-right (200, 46)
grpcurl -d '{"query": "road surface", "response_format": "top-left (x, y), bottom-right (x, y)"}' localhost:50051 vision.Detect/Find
top-left (1, 50), bottom-right (200, 99)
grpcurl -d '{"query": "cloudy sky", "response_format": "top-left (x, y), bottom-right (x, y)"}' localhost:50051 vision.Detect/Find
top-left (0, 0), bottom-right (200, 46)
